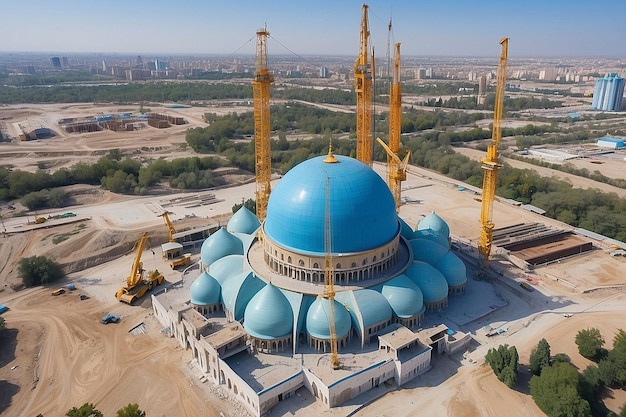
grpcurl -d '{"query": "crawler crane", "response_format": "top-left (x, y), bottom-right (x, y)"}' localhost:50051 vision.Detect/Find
top-left (354, 4), bottom-right (373, 166)
top-left (323, 148), bottom-right (341, 370)
top-left (377, 42), bottom-right (410, 211)
top-left (158, 212), bottom-right (191, 269)
top-left (478, 38), bottom-right (509, 269)
top-left (115, 232), bottom-right (164, 304)
top-left (252, 25), bottom-right (274, 221)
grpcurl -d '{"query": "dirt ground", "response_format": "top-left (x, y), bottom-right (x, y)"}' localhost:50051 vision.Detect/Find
top-left (0, 103), bottom-right (625, 417)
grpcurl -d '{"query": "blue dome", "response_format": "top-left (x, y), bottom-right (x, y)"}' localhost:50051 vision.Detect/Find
top-left (221, 271), bottom-right (265, 321)
top-left (399, 217), bottom-right (414, 240)
top-left (208, 254), bottom-right (245, 285)
top-left (382, 274), bottom-right (424, 318)
top-left (264, 155), bottom-right (399, 254)
top-left (306, 297), bottom-right (351, 340)
top-left (244, 283), bottom-right (293, 339)
top-left (409, 238), bottom-right (448, 265)
top-left (434, 251), bottom-right (467, 287)
top-left (227, 206), bottom-right (261, 235)
top-left (406, 261), bottom-right (448, 303)
top-left (417, 211), bottom-right (450, 239)
top-left (351, 289), bottom-right (392, 328)
top-left (414, 228), bottom-right (450, 249)
top-left (201, 228), bottom-right (244, 265)
top-left (190, 271), bottom-right (220, 305)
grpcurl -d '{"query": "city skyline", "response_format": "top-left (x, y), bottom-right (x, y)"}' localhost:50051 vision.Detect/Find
top-left (2, 0), bottom-right (626, 58)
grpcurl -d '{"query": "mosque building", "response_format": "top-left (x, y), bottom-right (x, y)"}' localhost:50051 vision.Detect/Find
top-left (152, 151), bottom-right (472, 416)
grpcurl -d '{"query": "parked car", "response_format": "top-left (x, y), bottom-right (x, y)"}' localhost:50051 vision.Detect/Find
top-left (101, 313), bottom-right (120, 324)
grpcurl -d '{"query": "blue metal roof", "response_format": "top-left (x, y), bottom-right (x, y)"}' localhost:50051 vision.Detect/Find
top-left (306, 297), bottom-right (351, 339)
top-left (434, 251), bottom-right (467, 287)
top-left (409, 238), bottom-right (448, 265)
top-left (337, 289), bottom-right (392, 334)
top-left (244, 283), bottom-right (293, 339)
top-left (264, 155), bottom-right (399, 254)
top-left (227, 206), bottom-right (261, 235)
top-left (381, 274), bottom-right (424, 318)
top-left (221, 271), bottom-right (265, 321)
top-left (406, 261), bottom-right (448, 303)
top-left (207, 254), bottom-right (245, 285)
top-left (417, 211), bottom-right (450, 238)
top-left (200, 227), bottom-right (244, 265)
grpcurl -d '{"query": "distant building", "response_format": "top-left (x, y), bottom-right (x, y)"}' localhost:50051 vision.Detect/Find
top-left (538, 68), bottom-right (558, 81)
top-left (61, 56), bottom-right (69, 68)
top-left (596, 136), bottom-right (625, 149)
top-left (416, 68), bottom-right (426, 80)
top-left (320, 67), bottom-right (329, 78)
top-left (591, 73), bottom-right (625, 112)
top-left (50, 57), bottom-right (61, 68)
top-left (478, 75), bottom-right (487, 95)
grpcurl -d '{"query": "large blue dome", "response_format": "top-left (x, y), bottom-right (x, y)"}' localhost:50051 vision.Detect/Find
top-left (381, 274), bottom-right (424, 318)
top-left (406, 261), bottom-right (448, 304)
top-left (201, 227), bottom-right (243, 265)
top-left (264, 155), bottom-right (399, 254)
top-left (306, 297), bottom-right (351, 340)
top-left (244, 283), bottom-right (293, 339)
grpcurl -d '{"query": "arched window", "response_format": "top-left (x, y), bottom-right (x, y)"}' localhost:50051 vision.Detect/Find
top-left (299, 259), bottom-right (305, 266)
top-left (351, 262), bottom-right (357, 268)
top-left (287, 256), bottom-right (292, 264)
top-left (313, 262), bottom-right (319, 269)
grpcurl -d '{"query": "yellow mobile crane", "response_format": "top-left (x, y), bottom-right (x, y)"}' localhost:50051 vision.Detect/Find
top-left (377, 42), bottom-right (410, 211)
top-left (115, 232), bottom-right (164, 304)
top-left (158, 212), bottom-right (191, 269)
top-left (252, 25), bottom-right (274, 221)
top-left (478, 37), bottom-right (509, 269)
top-left (323, 151), bottom-right (341, 370)
top-left (354, 4), bottom-right (373, 166)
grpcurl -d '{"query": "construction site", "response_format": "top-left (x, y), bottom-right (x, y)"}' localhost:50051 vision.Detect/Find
top-left (0, 4), bottom-right (626, 417)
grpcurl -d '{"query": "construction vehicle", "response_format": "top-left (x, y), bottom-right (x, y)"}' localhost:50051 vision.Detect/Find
top-left (101, 313), bottom-right (120, 324)
top-left (252, 25), bottom-right (274, 221)
top-left (478, 38), bottom-right (509, 269)
top-left (115, 232), bottom-right (164, 304)
top-left (354, 4), bottom-right (373, 166)
top-left (323, 152), bottom-right (341, 370)
top-left (35, 217), bottom-right (47, 224)
top-left (377, 41), bottom-right (410, 212)
top-left (158, 212), bottom-right (191, 269)
top-left (51, 288), bottom-right (65, 296)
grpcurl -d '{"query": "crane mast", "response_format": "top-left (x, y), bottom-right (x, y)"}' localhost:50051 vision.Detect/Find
top-left (354, 4), bottom-right (373, 166)
top-left (159, 212), bottom-right (176, 242)
top-left (323, 151), bottom-right (341, 370)
top-left (252, 26), bottom-right (274, 221)
top-left (478, 37), bottom-right (509, 269)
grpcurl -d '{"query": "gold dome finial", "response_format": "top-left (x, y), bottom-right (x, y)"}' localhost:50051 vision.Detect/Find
top-left (323, 139), bottom-right (339, 163)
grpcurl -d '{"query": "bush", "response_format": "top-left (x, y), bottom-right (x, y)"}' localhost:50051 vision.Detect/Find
top-left (529, 338), bottom-right (551, 375)
top-left (575, 328), bottom-right (605, 360)
top-left (485, 344), bottom-right (519, 387)
top-left (17, 256), bottom-right (65, 287)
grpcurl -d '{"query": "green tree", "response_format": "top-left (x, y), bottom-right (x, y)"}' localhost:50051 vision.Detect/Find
top-left (609, 329), bottom-right (626, 385)
top-left (529, 338), bottom-right (551, 375)
top-left (530, 361), bottom-right (591, 417)
top-left (232, 198), bottom-right (256, 215)
top-left (0, 316), bottom-right (5, 335)
top-left (117, 403), bottom-right (146, 417)
top-left (17, 255), bottom-right (65, 287)
top-left (485, 344), bottom-right (519, 387)
top-left (576, 328), bottom-right (605, 360)
top-left (66, 403), bottom-right (103, 417)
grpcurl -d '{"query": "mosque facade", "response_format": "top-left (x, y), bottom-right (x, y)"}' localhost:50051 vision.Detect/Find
top-left (152, 153), bottom-right (471, 416)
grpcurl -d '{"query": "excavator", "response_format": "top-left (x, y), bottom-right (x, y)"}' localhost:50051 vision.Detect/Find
top-left (115, 232), bottom-right (164, 304)
top-left (158, 212), bottom-right (191, 269)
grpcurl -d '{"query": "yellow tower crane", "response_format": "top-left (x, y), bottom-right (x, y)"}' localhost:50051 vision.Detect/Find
top-left (377, 42), bottom-right (410, 211)
top-left (478, 37), bottom-right (509, 269)
top-left (354, 4), bottom-right (373, 166)
top-left (323, 147), bottom-right (341, 370)
top-left (252, 25), bottom-right (274, 221)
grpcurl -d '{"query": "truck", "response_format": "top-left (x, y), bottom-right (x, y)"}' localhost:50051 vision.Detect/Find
top-left (101, 313), bottom-right (120, 324)
top-left (115, 233), bottom-right (164, 304)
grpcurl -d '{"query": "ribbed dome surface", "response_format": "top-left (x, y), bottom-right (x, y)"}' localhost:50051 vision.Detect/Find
top-left (417, 211), bottom-right (450, 239)
top-left (414, 228), bottom-right (450, 249)
top-left (306, 297), bottom-right (351, 340)
top-left (190, 271), bottom-right (220, 306)
top-left (244, 283), bottom-right (293, 339)
top-left (406, 261), bottom-right (448, 303)
top-left (381, 274), bottom-right (424, 318)
top-left (351, 289), bottom-right (393, 328)
top-left (264, 155), bottom-right (399, 254)
top-left (221, 271), bottom-right (265, 321)
top-left (434, 251), bottom-right (467, 287)
top-left (409, 238), bottom-right (448, 265)
top-left (208, 254), bottom-right (245, 285)
top-left (201, 227), bottom-right (243, 265)
top-left (227, 206), bottom-right (261, 235)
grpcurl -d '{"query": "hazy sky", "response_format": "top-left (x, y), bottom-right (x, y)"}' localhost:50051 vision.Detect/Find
top-left (2, 0), bottom-right (625, 57)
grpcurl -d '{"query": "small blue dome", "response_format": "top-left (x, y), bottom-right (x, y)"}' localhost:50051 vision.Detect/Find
top-left (382, 274), bottom-right (424, 318)
top-left (434, 251), bottom-right (467, 288)
top-left (306, 297), bottom-right (351, 340)
top-left (351, 289), bottom-right (393, 329)
top-left (208, 254), bottom-right (245, 285)
top-left (409, 238), bottom-right (448, 265)
top-left (414, 228), bottom-right (450, 249)
top-left (406, 261), bottom-right (448, 304)
top-left (264, 155), bottom-right (399, 254)
top-left (221, 271), bottom-right (265, 321)
top-left (244, 283), bottom-right (293, 339)
top-left (201, 228), bottom-right (244, 266)
top-left (417, 211), bottom-right (450, 239)
top-left (190, 271), bottom-right (220, 306)
top-left (227, 206), bottom-right (261, 235)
